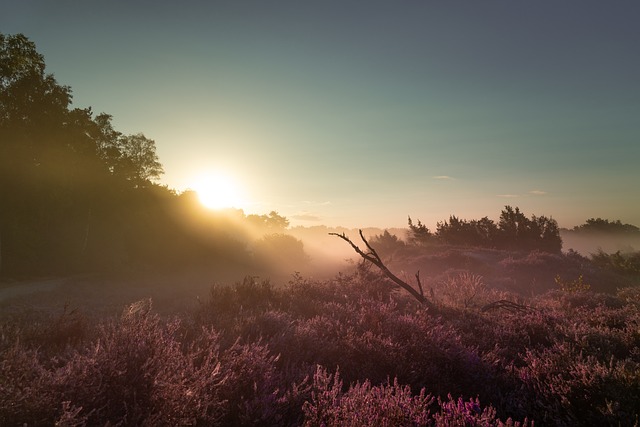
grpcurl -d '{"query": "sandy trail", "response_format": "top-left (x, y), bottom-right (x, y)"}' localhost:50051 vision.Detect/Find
top-left (0, 277), bottom-right (71, 303)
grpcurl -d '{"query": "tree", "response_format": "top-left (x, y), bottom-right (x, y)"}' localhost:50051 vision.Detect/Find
top-left (0, 33), bottom-right (167, 274)
top-left (247, 211), bottom-right (290, 232)
top-left (1, 33), bottom-right (79, 273)
top-left (407, 216), bottom-right (432, 246)
top-left (369, 230), bottom-right (405, 258)
top-left (531, 215), bottom-right (562, 253)
top-left (252, 233), bottom-right (309, 270)
top-left (435, 215), bottom-right (498, 248)
top-left (91, 114), bottom-right (163, 186)
top-left (498, 206), bottom-right (531, 249)
top-left (0, 33), bottom-right (71, 127)
top-left (436, 215), bottom-right (472, 246)
top-left (498, 206), bottom-right (561, 252)
top-left (117, 133), bottom-right (164, 186)
top-left (474, 216), bottom-right (499, 246)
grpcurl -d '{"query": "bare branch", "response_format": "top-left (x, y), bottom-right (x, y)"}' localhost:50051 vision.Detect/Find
top-left (415, 270), bottom-right (424, 298)
top-left (481, 299), bottom-right (535, 313)
top-left (330, 230), bottom-right (436, 310)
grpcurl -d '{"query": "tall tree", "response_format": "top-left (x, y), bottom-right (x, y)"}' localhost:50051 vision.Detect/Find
top-left (1, 33), bottom-right (76, 272)
top-left (498, 206), bottom-right (531, 249)
top-left (407, 216), bottom-right (432, 246)
top-left (532, 215), bottom-right (562, 253)
top-left (117, 133), bottom-right (164, 186)
top-left (498, 206), bottom-right (561, 252)
top-left (0, 33), bottom-right (169, 274)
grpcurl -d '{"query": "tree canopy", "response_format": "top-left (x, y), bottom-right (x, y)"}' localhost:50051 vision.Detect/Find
top-left (572, 218), bottom-right (640, 234)
top-left (0, 33), bottom-right (295, 276)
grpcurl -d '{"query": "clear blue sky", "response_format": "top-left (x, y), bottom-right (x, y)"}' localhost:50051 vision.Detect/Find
top-left (3, 1), bottom-right (639, 228)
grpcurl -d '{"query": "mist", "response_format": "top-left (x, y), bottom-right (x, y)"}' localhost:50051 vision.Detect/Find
top-left (561, 230), bottom-right (640, 256)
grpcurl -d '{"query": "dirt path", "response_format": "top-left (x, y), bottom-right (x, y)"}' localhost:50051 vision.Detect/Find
top-left (0, 271), bottom-right (228, 319)
top-left (0, 277), bottom-right (71, 303)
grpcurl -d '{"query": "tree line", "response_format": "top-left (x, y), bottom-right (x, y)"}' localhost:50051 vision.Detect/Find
top-left (407, 206), bottom-right (563, 253)
top-left (569, 218), bottom-right (640, 235)
top-left (0, 33), bottom-right (303, 276)
top-left (4, 33), bottom-right (634, 276)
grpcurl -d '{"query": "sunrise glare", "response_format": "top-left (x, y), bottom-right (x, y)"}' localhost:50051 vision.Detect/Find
top-left (193, 171), bottom-right (244, 210)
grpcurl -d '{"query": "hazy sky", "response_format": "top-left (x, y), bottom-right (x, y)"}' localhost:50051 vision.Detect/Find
top-left (4, 1), bottom-right (640, 228)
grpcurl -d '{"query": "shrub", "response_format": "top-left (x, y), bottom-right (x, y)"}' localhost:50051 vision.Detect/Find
top-left (555, 274), bottom-right (591, 293)
top-left (302, 366), bottom-right (435, 427)
top-left (302, 366), bottom-right (533, 427)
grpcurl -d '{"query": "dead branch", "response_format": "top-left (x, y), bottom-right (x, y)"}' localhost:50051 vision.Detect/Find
top-left (481, 299), bottom-right (536, 314)
top-left (416, 271), bottom-right (425, 297)
top-left (330, 230), bottom-right (436, 311)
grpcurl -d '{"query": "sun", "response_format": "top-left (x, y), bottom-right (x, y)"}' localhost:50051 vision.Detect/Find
top-left (193, 172), bottom-right (244, 210)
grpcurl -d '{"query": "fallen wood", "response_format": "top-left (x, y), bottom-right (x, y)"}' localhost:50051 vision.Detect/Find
top-left (330, 230), bottom-right (437, 311)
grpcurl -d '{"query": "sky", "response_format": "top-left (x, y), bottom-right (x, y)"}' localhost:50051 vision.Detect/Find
top-left (3, 1), bottom-right (640, 229)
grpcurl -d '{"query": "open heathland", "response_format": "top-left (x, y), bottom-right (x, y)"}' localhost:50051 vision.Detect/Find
top-left (1, 245), bottom-right (639, 426)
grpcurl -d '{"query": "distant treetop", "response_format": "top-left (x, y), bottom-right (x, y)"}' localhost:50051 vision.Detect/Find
top-left (572, 218), bottom-right (640, 234)
top-left (408, 206), bottom-right (562, 253)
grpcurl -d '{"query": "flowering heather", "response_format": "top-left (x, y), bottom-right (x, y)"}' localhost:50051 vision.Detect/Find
top-left (1, 259), bottom-right (639, 425)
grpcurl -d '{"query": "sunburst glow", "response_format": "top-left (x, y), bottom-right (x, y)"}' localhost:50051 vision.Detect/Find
top-left (193, 172), bottom-right (244, 210)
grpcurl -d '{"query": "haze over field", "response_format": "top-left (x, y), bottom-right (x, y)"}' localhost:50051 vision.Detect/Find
top-left (3, 1), bottom-right (639, 229)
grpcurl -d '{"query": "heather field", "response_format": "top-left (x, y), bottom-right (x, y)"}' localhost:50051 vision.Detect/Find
top-left (1, 245), bottom-right (639, 426)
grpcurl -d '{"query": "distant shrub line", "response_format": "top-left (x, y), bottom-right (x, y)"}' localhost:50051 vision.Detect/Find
top-left (407, 206), bottom-right (562, 253)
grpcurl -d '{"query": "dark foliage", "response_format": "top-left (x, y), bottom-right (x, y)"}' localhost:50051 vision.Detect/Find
top-left (410, 206), bottom-right (562, 254)
top-left (572, 218), bottom-right (640, 235)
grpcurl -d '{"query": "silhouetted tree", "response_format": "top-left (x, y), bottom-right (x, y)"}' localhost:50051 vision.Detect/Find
top-left (252, 233), bottom-right (309, 270)
top-left (474, 216), bottom-right (499, 246)
top-left (572, 218), bottom-right (640, 234)
top-left (407, 216), bottom-right (433, 246)
top-left (116, 133), bottom-right (163, 186)
top-left (247, 211), bottom-right (290, 232)
top-left (369, 230), bottom-right (405, 258)
top-left (498, 206), bottom-right (532, 250)
top-left (436, 215), bottom-right (499, 248)
top-left (1, 33), bottom-right (89, 273)
top-left (437, 215), bottom-right (472, 246)
top-left (0, 33), bottom-right (170, 274)
top-left (497, 206), bottom-right (561, 252)
top-left (531, 215), bottom-right (562, 253)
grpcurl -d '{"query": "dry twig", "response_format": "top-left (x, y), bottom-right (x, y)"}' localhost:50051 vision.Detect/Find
top-left (330, 230), bottom-right (436, 311)
top-left (481, 299), bottom-right (535, 313)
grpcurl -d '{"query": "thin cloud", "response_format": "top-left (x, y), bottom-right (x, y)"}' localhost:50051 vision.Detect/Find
top-left (497, 194), bottom-right (519, 198)
top-left (433, 175), bottom-right (455, 180)
top-left (292, 212), bottom-right (322, 222)
top-left (302, 200), bottom-right (332, 206)
top-left (529, 190), bottom-right (547, 196)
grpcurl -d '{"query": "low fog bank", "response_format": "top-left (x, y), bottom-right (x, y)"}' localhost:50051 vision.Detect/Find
top-left (561, 230), bottom-right (640, 256)
top-left (0, 226), bottom-right (405, 318)
top-left (287, 226), bottom-right (408, 277)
